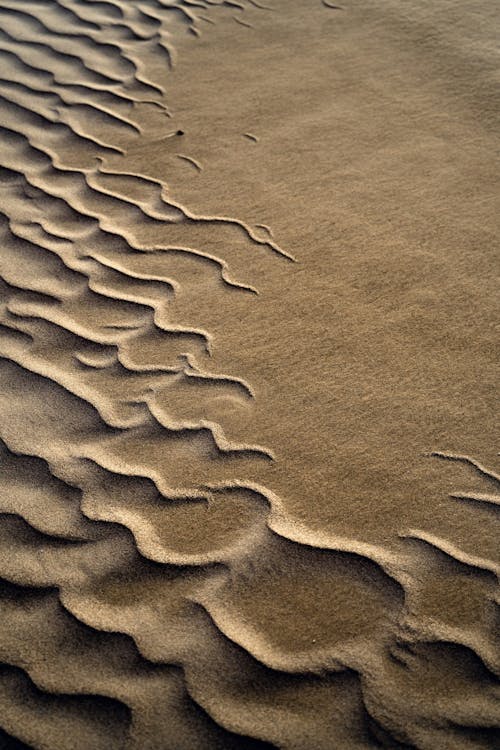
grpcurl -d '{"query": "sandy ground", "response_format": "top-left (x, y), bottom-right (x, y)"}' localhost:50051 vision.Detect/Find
top-left (0, 1), bottom-right (498, 748)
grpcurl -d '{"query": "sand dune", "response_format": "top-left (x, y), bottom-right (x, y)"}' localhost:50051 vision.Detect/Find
top-left (0, 0), bottom-right (498, 748)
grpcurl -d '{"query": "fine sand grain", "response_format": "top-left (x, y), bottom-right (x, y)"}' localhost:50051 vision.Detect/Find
top-left (0, 1), bottom-right (498, 748)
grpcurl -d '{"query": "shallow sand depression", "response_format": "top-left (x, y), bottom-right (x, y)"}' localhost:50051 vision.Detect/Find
top-left (0, 1), bottom-right (498, 748)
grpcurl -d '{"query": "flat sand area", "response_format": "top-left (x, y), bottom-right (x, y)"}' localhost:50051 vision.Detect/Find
top-left (0, 1), bottom-right (498, 748)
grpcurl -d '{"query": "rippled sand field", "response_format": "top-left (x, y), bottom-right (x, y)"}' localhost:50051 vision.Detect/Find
top-left (0, 1), bottom-right (498, 748)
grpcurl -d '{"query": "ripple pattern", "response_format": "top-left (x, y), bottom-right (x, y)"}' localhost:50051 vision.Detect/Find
top-left (0, 1), bottom-right (498, 749)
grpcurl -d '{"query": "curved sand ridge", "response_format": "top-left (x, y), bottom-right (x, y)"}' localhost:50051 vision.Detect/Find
top-left (0, 1), bottom-right (499, 748)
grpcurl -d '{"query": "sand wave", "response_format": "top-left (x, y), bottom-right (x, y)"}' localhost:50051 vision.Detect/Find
top-left (0, 0), bottom-right (498, 748)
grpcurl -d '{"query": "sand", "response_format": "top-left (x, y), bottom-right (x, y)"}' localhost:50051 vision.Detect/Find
top-left (0, 0), bottom-right (498, 748)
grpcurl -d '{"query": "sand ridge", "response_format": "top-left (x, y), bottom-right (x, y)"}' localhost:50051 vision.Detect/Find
top-left (0, 1), bottom-right (499, 748)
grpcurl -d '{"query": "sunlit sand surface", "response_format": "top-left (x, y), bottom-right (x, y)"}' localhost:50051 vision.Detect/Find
top-left (0, 1), bottom-right (498, 748)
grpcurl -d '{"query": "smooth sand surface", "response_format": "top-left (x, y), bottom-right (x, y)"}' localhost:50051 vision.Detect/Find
top-left (0, 1), bottom-right (498, 748)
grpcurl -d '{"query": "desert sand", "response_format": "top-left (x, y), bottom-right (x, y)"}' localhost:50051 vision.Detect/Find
top-left (0, 0), bottom-right (498, 748)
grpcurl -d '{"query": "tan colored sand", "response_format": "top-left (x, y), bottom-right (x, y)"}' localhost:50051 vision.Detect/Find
top-left (0, 1), bottom-right (498, 748)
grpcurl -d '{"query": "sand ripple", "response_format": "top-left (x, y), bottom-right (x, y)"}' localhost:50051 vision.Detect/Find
top-left (0, 1), bottom-right (498, 748)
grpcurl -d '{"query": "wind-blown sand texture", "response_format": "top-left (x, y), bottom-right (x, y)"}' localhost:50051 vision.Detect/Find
top-left (0, 0), bottom-right (499, 748)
